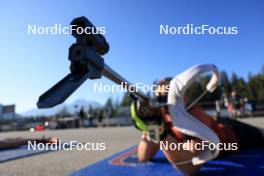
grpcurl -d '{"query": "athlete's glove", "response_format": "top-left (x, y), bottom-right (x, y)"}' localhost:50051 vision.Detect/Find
top-left (130, 100), bottom-right (168, 143)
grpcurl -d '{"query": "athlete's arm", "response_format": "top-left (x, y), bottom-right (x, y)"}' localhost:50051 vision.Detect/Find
top-left (130, 100), bottom-right (168, 161)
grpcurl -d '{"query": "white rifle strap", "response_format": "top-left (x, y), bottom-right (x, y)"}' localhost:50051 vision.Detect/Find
top-left (168, 64), bottom-right (220, 165)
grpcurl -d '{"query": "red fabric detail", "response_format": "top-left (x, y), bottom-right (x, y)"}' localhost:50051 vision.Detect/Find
top-left (160, 105), bottom-right (239, 144)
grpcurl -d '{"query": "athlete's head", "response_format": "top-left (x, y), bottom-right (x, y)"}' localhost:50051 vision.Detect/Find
top-left (154, 77), bottom-right (172, 103)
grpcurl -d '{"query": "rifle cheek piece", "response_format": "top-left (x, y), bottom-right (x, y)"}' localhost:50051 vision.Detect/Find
top-left (70, 16), bottom-right (109, 55)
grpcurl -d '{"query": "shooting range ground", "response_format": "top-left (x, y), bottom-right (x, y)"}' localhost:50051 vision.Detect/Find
top-left (0, 117), bottom-right (263, 176)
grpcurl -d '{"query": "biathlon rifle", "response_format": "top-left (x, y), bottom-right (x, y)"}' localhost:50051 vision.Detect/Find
top-left (37, 17), bottom-right (214, 109)
top-left (37, 17), bottom-right (149, 109)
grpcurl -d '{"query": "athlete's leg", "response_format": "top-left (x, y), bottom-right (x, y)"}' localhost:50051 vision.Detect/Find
top-left (0, 137), bottom-right (58, 150)
top-left (218, 118), bottom-right (264, 149)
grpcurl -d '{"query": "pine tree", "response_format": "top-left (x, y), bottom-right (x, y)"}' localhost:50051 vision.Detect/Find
top-left (120, 92), bottom-right (133, 107)
top-left (220, 71), bottom-right (231, 96)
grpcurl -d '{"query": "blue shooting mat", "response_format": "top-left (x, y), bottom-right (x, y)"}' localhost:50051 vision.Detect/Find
top-left (0, 144), bottom-right (71, 163)
top-left (70, 145), bottom-right (264, 176)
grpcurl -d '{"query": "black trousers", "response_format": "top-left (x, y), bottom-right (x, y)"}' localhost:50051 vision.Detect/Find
top-left (218, 118), bottom-right (264, 149)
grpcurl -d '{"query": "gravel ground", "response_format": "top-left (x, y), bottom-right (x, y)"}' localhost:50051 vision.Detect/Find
top-left (0, 126), bottom-right (141, 176)
top-left (238, 117), bottom-right (264, 130)
top-left (0, 117), bottom-right (263, 176)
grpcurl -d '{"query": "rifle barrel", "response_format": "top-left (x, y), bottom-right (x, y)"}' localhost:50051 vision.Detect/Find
top-left (102, 64), bottom-right (149, 101)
